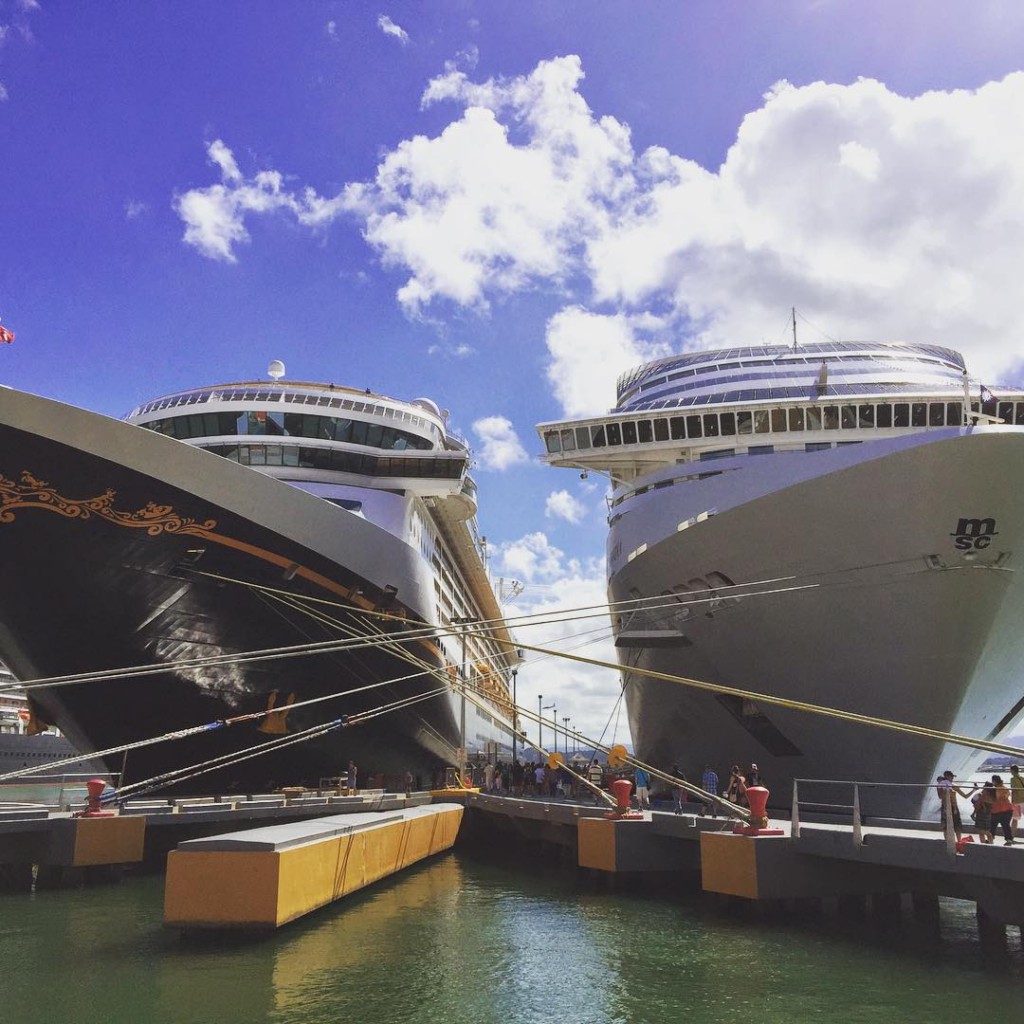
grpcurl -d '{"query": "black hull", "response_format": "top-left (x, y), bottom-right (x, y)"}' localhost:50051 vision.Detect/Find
top-left (0, 410), bottom-right (462, 795)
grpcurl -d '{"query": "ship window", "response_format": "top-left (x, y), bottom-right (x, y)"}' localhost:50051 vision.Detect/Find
top-left (265, 445), bottom-right (283, 466)
top-left (983, 396), bottom-right (998, 418)
top-left (947, 402), bottom-right (963, 425)
top-left (858, 405), bottom-right (875, 428)
top-left (246, 411), bottom-right (267, 435)
top-left (823, 406), bottom-right (839, 429)
top-left (686, 415), bottom-right (703, 438)
top-left (561, 429), bottom-right (576, 451)
top-left (788, 408), bottom-right (805, 431)
top-left (606, 423), bottom-right (622, 446)
top-left (876, 404), bottom-right (893, 427)
top-left (248, 445), bottom-right (266, 465)
top-left (700, 448), bottom-right (734, 460)
top-left (202, 413), bottom-right (220, 435)
top-left (576, 427), bottom-right (592, 449)
top-left (366, 424), bottom-right (383, 447)
top-left (703, 414), bottom-right (719, 437)
top-left (719, 413), bottom-right (736, 436)
top-left (653, 419), bottom-right (669, 442)
top-left (350, 420), bottom-right (368, 445)
top-left (1016, 403), bottom-right (1024, 425)
top-left (771, 409), bottom-right (787, 432)
top-left (591, 425), bottom-right (607, 447)
top-left (805, 407), bottom-right (822, 430)
top-left (748, 445), bottom-right (774, 455)
top-left (999, 401), bottom-right (1015, 424)
top-left (911, 403), bottom-right (927, 427)
top-left (638, 421), bottom-right (653, 443)
top-left (929, 403), bottom-right (946, 426)
top-left (737, 411), bottom-right (752, 434)
top-left (545, 432), bottom-right (561, 453)
top-left (283, 448), bottom-right (299, 467)
top-left (840, 405), bottom-right (857, 429)
top-left (805, 442), bottom-right (832, 452)
top-left (894, 403), bottom-right (910, 427)
top-left (670, 417), bottom-right (686, 440)
top-left (622, 421), bottom-right (638, 445)
top-left (752, 410), bottom-right (769, 433)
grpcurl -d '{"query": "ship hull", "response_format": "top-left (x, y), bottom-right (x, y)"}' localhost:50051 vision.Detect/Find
top-left (0, 388), bottom-right (493, 793)
top-left (609, 428), bottom-right (1024, 819)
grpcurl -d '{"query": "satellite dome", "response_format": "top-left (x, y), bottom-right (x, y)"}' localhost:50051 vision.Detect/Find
top-left (267, 360), bottom-right (286, 380)
top-left (412, 397), bottom-right (442, 419)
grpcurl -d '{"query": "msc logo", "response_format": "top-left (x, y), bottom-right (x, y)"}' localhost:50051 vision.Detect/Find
top-left (951, 517), bottom-right (998, 551)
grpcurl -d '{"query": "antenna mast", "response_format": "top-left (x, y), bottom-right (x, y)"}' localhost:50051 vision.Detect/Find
top-left (792, 307), bottom-right (798, 350)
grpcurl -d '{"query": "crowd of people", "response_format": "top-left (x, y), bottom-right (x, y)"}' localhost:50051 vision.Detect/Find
top-left (457, 756), bottom-right (763, 813)
top-left (937, 764), bottom-right (1024, 845)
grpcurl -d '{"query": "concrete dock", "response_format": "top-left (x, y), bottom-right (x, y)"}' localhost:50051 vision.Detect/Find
top-left (164, 803), bottom-right (463, 931)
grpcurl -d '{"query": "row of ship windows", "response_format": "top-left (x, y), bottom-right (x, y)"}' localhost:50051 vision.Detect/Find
top-left (143, 411), bottom-right (436, 451)
top-left (201, 443), bottom-right (465, 478)
top-left (135, 389), bottom-right (440, 438)
top-left (544, 399), bottom-right (1022, 454)
top-left (621, 347), bottom-right (958, 390)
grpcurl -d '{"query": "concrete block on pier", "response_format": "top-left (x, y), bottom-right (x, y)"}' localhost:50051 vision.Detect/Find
top-left (578, 816), bottom-right (702, 873)
top-left (47, 815), bottom-right (147, 868)
top-left (163, 803), bottom-right (463, 930)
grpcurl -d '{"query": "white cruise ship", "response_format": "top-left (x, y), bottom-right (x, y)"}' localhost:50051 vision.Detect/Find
top-left (0, 367), bottom-right (517, 792)
top-left (539, 341), bottom-right (1024, 818)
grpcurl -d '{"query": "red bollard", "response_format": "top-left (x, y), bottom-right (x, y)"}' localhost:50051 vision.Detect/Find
top-left (732, 785), bottom-right (784, 835)
top-left (604, 778), bottom-right (643, 819)
top-left (74, 777), bottom-right (115, 818)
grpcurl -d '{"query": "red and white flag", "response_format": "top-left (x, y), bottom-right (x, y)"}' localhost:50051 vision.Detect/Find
top-left (0, 325), bottom-right (14, 344)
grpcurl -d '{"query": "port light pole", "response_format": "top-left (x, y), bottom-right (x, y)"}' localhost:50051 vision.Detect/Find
top-left (450, 616), bottom-right (478, 777)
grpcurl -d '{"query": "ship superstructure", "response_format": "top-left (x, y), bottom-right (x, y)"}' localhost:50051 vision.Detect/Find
top-left (539, 341), bottom-right (1024, 816)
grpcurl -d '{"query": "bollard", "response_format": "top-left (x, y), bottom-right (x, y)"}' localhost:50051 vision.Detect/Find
top-left (73, 778), bottom-right (115, 818)
top-left (603, 778), bottom-right (643, 819)
top-left (732, 786), bottom-right (784, 835)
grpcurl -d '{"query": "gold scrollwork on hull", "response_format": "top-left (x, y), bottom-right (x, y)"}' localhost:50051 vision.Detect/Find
top-left (0, 470), bottom-right (218, 537)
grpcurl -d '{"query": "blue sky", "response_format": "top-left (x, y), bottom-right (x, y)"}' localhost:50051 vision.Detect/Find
top-left (4, 0), bottom-right (1024, 746)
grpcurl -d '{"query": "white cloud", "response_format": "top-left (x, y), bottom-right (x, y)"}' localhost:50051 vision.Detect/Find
top-left (545, 307), bottom-right (673, 417)
top-left (0, 83), bottom-right (7, 102)
top-left (326, 20), bottom-right (337, 39)
top-left (545, 489), bottom-right (586, 524)
top-left (175, 139), bottom-right (345, 262)
top-left (174, 61), bottom-right (1024, 385)
top-left (472, 415), bottom-right (529, 471)
top-left (377, 14), bottom-right (409, 45)
top-left (124, 199), bottom-right (148, 220)
top-left (492, 532), bottom-right (624, 746)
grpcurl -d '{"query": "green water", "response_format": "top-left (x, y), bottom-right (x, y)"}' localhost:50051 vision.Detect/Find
top-left (1, 852), bottom-right (1021, 1024)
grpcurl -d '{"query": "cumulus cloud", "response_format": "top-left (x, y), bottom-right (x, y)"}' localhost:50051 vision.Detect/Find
top-left (545, 489), bottom-right (587, 524)
top-left (124, 199), bottom-right (148, 220)
top-left (492, 532), bottom-right (622, 744)
top-left (545, 307), bottom-right (673, 417)
top-left (377, 14), bottom-right (409, 45)
top-left (173, 59), bottom-right (1024, 387)
top-left (175, 140), bottom-right (345, 261)
top-left (471, 415), bottom-right (529, 471)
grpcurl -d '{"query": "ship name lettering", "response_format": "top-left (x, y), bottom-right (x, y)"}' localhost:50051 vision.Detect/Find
top-left (951, 517), bottom-right (998, 551)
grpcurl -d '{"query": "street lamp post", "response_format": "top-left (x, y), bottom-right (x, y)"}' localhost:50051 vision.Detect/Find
top-left (543, 702), bottom-right (555, 753)
top-left (551, 704), bottom-right (558, 753)
top-left (563, 717), bottom-right (570, 756)
top-left (537, 695), bottom-right (543, 751)
top-left (510, 668), bottom-right (518, 760)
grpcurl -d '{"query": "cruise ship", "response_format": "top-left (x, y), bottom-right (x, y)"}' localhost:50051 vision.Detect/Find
top-left (539, 341), bottom-right (1024, 818)
top-left (0, 368), bottom-right (518, 793)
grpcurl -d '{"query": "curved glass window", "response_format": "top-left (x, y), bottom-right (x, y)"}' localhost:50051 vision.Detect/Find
top-left (205, 444), bottom-right (465, 479)
top-left (143, 410), bottom-right (434, 451)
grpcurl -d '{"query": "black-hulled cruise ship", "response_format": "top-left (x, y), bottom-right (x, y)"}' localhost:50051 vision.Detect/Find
top-left (0, 367), bottom-right (518, 792)
top-left (539, 341), bottom-right (1024, 817)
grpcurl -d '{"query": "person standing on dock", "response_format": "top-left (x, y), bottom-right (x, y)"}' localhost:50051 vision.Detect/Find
top-left (671, 764), bottom-right (687, 814)
top-left (701, 764), bottom-right (720, 817)
top-left (484, 761), bottom-right (495, 794)
top-left (1010, 765), bottom-right (1024, 833)
top-left (347, 760), bottom-right (358, 796)
top-left (936, 770), bottom-right (970, 841)
top-left (634, 766), bottom-right (651, 811)
top-left (990, 775), bottom-right (1015, 845)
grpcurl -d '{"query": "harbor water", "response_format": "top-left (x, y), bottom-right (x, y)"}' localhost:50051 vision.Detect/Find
top-left (2, 849), bottom-right (1023, 1024)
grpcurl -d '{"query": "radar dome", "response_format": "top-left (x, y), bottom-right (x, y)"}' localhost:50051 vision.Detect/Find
top-left (412, 398), bottom-right (443, 419)
top-left (267, 360), bottom-right (286, 380)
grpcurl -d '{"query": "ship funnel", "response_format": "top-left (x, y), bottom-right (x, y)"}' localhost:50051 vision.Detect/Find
top-left (267, 359), bottom-right (286, 380)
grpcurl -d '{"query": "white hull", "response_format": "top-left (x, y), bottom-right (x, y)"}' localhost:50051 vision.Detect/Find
top-left (609, 427), bottom-right (1024, 818)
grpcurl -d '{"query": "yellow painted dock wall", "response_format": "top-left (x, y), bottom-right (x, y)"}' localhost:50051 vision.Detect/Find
top-left (164, 806), bottom-right (462, 930)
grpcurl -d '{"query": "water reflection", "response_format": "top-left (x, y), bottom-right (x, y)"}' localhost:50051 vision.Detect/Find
top-left (1, 851), bottom-right (1024, 1024)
